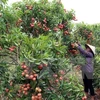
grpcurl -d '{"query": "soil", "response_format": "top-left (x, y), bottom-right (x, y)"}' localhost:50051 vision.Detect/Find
top-left (86, 91), bottom-right (100, 100)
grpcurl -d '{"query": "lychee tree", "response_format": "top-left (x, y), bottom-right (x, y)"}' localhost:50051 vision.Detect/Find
top-left (0, 0), bottom-right (8, 9)
top-left (11, 0), bottom-right (75, 37)
top-left (0, 31), bottom-right (83, 100)
top-left (2, 0), bottom-right (100, 100)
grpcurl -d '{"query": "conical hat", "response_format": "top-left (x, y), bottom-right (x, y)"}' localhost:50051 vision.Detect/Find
top-left (85, 44), bottom-right (95, 55)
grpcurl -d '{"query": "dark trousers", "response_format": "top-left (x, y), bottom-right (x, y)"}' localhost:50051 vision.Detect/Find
top-left (83, 74), bottom-right (95, 96)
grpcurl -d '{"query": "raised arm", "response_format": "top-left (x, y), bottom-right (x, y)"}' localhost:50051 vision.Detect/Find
top-left (77, 45), bottom-right (93, 57)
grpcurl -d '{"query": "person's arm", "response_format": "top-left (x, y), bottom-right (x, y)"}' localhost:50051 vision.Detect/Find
top-left (75, 43), bottom-right (93, 57)
top-left (77, 45), bottom-right (93, 57)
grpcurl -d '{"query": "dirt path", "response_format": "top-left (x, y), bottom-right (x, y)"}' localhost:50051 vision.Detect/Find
top-left (86, 94), bottom-right (100, 100)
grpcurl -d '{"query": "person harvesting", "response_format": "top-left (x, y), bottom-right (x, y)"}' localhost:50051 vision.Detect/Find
top-left (75, 43), bottom-right (96, 100)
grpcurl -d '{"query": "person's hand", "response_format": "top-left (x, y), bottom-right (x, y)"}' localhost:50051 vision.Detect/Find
top-left (74, 43), bottom-right (78, 47)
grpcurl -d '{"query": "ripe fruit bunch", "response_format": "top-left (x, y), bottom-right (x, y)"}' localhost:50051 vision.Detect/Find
top-left (83, 31), bottom-right (93, 40)
top-left (49, 70), bottom-right (65, 86)
top-left (68, 43), bottom-right (78, 55)
top-left (53, 22), bottom-right (70, 36)
top-left (31, 87), bottom-right (42, 100)
top-left (37, 63), bottom-right (48, 70)
top-left (31, 93), bottom-right (42, 100)
top-left (82, 31), bottom-right (93, 44)
top-left (21, 62), bottom-right (37, 81)
top-left (17, 83), bottom-right (30, 97)
top-left (77, 28), bottom-right (93, 40)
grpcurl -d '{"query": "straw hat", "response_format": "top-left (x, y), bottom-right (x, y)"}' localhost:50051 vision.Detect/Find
top-left (85, 44), bottom-right (95, 55)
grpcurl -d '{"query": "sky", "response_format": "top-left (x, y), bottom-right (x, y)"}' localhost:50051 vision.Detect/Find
top-left (7, 0), bottom-right (100, 24)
